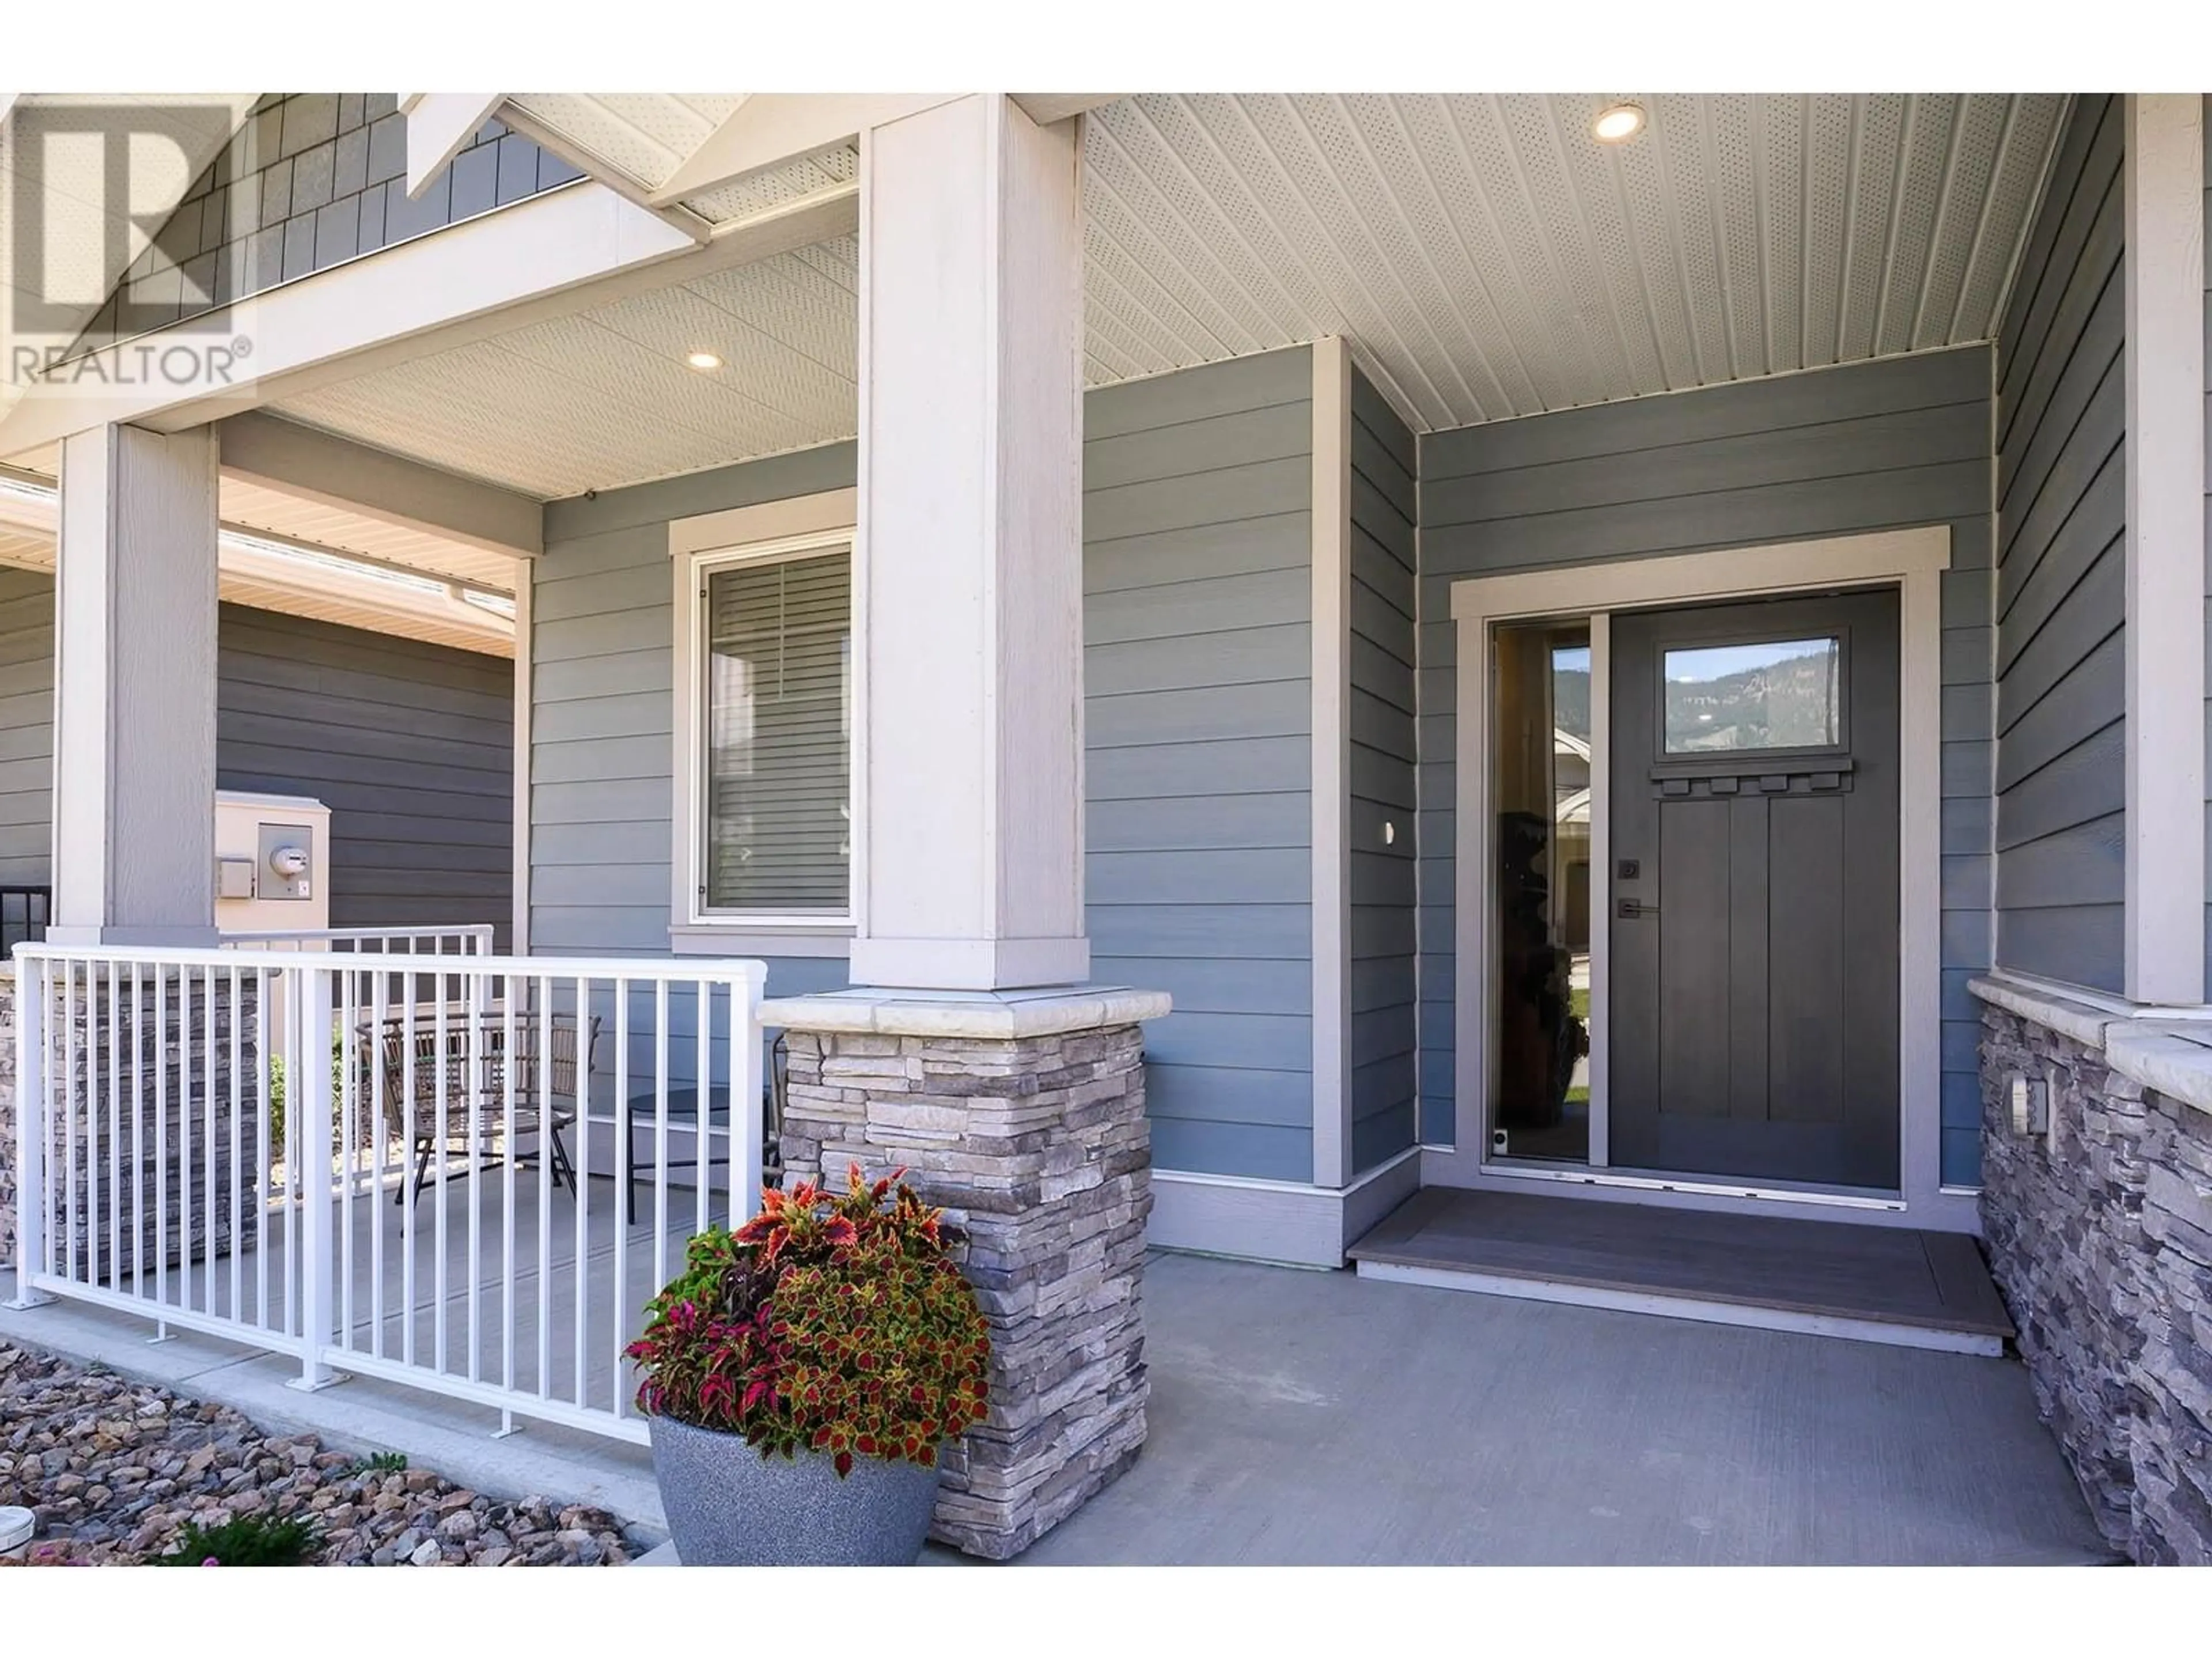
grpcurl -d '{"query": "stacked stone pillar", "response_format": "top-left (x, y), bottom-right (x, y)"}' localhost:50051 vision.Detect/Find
top-left (764, 987), bottom-right (1166, 1560)
top-left (1, 967), bottom-right (262, 1279)
top-left (1976, 985), bottom-right (2212, 1565)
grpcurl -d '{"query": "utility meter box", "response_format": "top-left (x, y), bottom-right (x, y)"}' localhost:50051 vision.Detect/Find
top-left (214, 790), bottom-right (332, 935)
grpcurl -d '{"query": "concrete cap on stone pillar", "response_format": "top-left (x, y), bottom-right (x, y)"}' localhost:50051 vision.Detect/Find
top-left (757, 984), bottom-right (1170, 1041)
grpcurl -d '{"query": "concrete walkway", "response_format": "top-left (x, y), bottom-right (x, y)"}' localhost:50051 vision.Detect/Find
top-left (984, 1252), bottom-right (2113, 1565)
top-left (3, 1247), bottom-right (2112, 1565)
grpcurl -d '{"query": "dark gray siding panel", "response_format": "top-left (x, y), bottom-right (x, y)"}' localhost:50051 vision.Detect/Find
top-left (1994, 94), bottom-right (2126, 995)
top-left (215, 607), bottom-right (514, 944)
top-left (0, 569), bottom-right (53, 887)
top-left (1416, 347), bottom-right (1995, 1187)
top-left (1347, 368), bottom-right (1419, 1170)
top-left (1086, 346), bottom-right (1315, 1184)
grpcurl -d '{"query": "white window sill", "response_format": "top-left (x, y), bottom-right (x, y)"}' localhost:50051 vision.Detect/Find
top-left (669, 923), bottom-right (852, 960)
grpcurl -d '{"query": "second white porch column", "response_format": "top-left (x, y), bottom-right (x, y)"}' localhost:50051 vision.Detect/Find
top-left (848, 95), bottom-right (1088, 991)
top-left (50, 422), bottom-right (220, 945)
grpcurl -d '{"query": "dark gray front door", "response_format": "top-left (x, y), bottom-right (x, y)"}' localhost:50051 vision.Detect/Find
top-left (1609, 590), bottom-right (1900, 1190)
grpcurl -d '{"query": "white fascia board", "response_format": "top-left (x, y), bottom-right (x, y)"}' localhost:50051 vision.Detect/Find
top-left (0, 177), bottom-right (858, 459)
top-left (404, 93), bottom-right (505, 198)
top-left (649, 93), bottom-right (965, 206)
top-left (217, 408), bottom-right (543, 559)
top-left (0, 95), bottom-right (18, 130)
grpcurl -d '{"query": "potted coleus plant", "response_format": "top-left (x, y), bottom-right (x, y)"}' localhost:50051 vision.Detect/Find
top-left (626, 1164), bottom-right (990, 1566)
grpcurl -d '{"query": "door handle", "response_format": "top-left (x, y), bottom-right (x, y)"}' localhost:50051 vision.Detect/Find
top-left (1616, 898), bottom-right (1658, 920)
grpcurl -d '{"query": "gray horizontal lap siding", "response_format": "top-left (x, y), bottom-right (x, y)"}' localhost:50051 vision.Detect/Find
top-left (1415, 346), bottom-right (1998, 1187)
top-left (1088, 347), bottom-right (1316, 1184)
top-left (1347, 367), bottom-right (1419, 1174)
top-left (530, 350), bottom-right (1320, 1184)
top-left (532, 441), bottom-right (860, 1007)
top-left (0, 570), bottom-right (54, 888)
top-left (1993, 94), bottom-right (2126, 997)
top-left (214, 607), bottom-right (515, 944)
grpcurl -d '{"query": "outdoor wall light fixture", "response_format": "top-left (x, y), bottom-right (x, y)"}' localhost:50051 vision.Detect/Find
top-left (685, 350), bottom-right (724, 370)
top-left (1593, 103), bottom-right (1646, 143)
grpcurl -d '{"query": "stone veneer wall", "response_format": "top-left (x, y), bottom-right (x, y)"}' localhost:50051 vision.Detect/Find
top-left (0, 967), bottom-right (262, 1279)
top-left (778, 1021), bottom-right (1152, 1561)
top-left (1978, 1002), bottom-right (2212, 1563)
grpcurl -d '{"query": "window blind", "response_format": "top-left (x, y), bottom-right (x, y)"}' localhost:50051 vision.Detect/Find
top-left (703, 548), bottom-right (851, 912)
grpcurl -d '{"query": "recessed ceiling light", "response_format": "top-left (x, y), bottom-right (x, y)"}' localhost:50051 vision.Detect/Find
top-left (1593, 103), bottom-right (1646, 143)
top-left (685, 350), bottom-right (724, 371)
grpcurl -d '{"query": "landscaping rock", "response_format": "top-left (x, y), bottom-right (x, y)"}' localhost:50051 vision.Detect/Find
top-left (0, 1342), bottom-right (635, 1566)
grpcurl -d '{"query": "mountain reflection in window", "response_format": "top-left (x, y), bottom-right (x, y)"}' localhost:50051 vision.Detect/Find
top-left (1662, 636), bottom-right (1840, 753)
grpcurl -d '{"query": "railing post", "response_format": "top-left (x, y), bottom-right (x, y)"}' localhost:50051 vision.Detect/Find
top-left (288, 963), bottom-right (343, 1390)
top-left (7, 953), bottom-right (55, 1309)
top-left (735, 965), bottom-right (765, 1222)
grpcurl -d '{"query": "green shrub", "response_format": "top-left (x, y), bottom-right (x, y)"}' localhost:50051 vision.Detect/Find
top-left (266, 1028), bottom-right (347, 1154)
top-left (150, 1512), bottom-right (323, 1567)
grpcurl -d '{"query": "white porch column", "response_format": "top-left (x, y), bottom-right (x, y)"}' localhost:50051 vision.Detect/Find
top-left (50, 422), bottom-right (220, 945)
top-left (2121, 94), bottom-right (2207, 1003)
top-left (847, 94), bottom-right (1088, 991)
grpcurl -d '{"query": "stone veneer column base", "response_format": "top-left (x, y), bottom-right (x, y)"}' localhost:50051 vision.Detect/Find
top-left (1974, 979), bottom-right (2212, 1565)
top-left (759, 984), bottom-right (1171, 1562)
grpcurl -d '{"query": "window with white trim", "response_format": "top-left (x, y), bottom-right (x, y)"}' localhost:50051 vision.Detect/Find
top-left (690, 536), bottom-right (853, 920)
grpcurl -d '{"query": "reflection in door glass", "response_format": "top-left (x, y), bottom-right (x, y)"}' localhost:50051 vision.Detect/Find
top-left (1490, 619), bottom-right (1592, 1164)
top-left (1662, 636), bottom-right (1840, 753)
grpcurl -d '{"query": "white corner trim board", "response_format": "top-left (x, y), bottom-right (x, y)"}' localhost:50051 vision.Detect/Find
top-left (1309, 336), bottom-right (1353, 1190)
top-left (2120, 94), bottom-right (2208, 1005)
top-left (1442, 526), bottom-right (1965, 1231)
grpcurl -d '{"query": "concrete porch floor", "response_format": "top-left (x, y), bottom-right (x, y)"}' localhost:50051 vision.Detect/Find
top-left (2, 1247), bottom-right (2112, 1565)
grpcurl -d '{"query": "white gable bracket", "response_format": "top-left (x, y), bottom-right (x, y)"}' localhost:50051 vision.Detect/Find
top-left (403, 93), bottom-right (506, 199)
top-left (649, 93), bottom-right (968, 206)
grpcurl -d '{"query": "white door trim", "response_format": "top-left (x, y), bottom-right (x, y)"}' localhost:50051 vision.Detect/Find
top-left (1438, 526), bottom-right (1967, 1232)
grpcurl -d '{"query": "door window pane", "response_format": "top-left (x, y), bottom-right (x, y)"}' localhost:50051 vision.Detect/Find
top-left (1490, 619), bottom-right (1592, 1164)
top-left (703, 548), bottom-right (851, 912)
top-left (1662, 636), bottom-right (1840, 753)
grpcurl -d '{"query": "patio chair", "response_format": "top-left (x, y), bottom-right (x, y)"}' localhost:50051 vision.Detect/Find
top-left (623, 1031), bottom-right (785, 1224)
top-left (364, 1007), bottom-right (601, 1207)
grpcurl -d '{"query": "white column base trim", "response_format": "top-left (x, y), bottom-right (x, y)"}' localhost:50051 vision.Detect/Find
top-left (1146, 1149), bottom-right (1421, 1269)
top-left (1354, 1260), bottom-right (2005, 1358)
top-left (845, 935), bottom-right (1090, 992)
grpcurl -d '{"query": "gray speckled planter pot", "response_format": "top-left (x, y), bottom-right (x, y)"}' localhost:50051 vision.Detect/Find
top-left (648, 1415), bottom-right (941, 1566)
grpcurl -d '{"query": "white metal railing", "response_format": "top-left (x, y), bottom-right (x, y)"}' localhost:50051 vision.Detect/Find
top-left (218, 925), bottom-right (497, 957)
top-left (8, 941), bottom-right (766, 1444)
